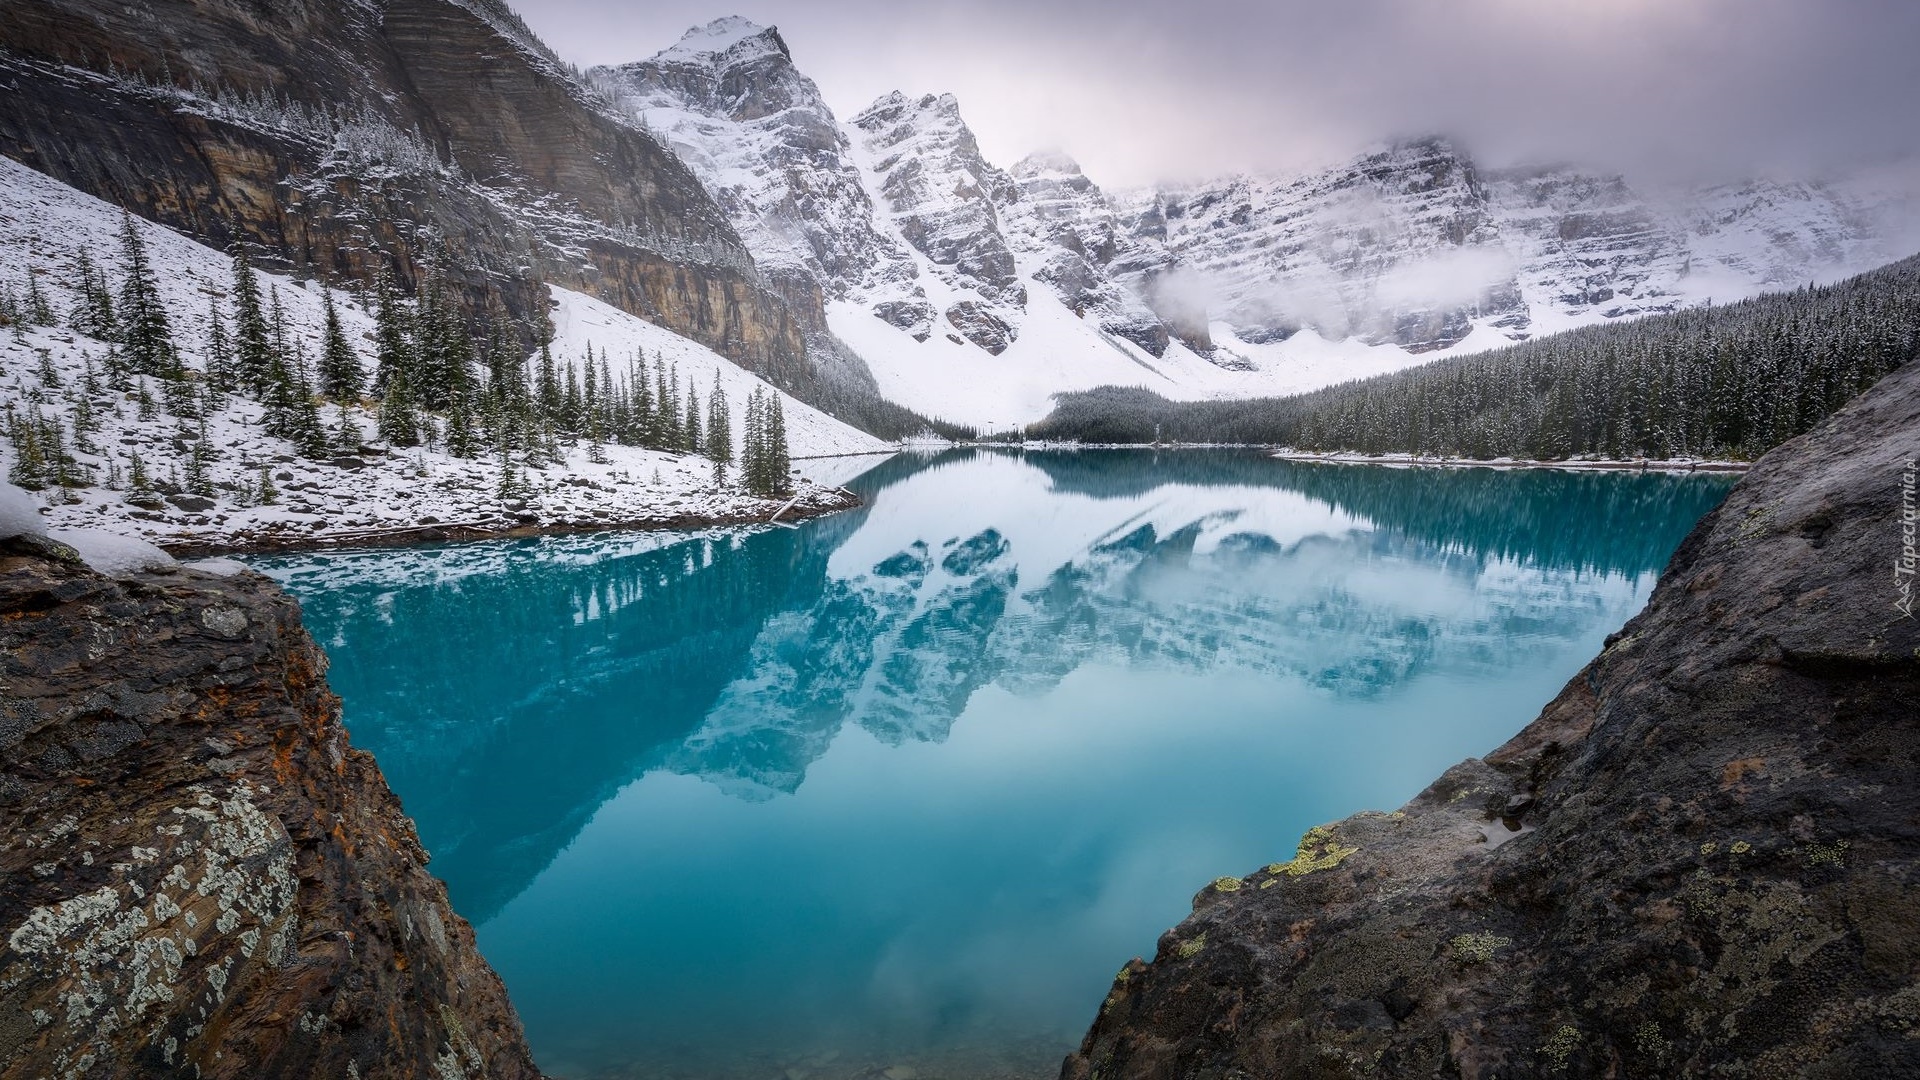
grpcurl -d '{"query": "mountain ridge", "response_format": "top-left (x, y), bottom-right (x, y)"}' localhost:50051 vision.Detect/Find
top-left (590, 15), bottom-right (1913, 428)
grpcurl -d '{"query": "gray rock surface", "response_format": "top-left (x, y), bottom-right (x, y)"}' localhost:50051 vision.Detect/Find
top-left (0, 542), bottom-right (544, 1079)
top-left (1064, 357), bottom-right (1920, 1078)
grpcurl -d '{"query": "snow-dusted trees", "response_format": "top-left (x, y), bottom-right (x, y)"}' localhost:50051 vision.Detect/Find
top-left (68, 249), bottom-right (115, 340)
top-left (229, 246), bottom-right (272, 396)
top-left (739, 386), bottom-right (791, 497)
top-left (1032, 253), bottom-right (1920, 459)
top-left (116, 212), bottom-right (174, 376)
top-left (318, 293), bottom-right (363, 402)
top-left (371, 267), bottom-right (413, 399)
top-left (705, 373), bottom-right (732, 486)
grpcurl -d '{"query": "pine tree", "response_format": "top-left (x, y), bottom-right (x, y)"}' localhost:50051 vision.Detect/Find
top-left (563, 364), bottom-right (582, 435)
top-left (25, 273), bottom-right (55, 327)
top-left (706, 373), bottom-right (732, 486)
top-left (767, 393), bottom-right (790, 495)
top-left (446, 386), bottom-right (478, 458)
top-left (495, 443), bottom-right (520, 500)
top-left (684, 383), bottom-right (702, 456)
top-left (5, 407), bottom-right (48, 490)
top-left (537, 341), bottom-right (560, 421)
top-left (378, 367), bottom-right (420, 446)
top-left (127, 451), bottom-right (154, 502)
top-left (230, 246), bottom-right (272, 396)
top-left (204, 293), bottom-right (235, 402)
top-left (372, 266), bottom-right (414, 400)
top-left (69, 249), bottom-right (116, 340)
top-left (184, 433), bottom-right (213, 495)
top-left (334, 402), bottom-right (365, 454)
top-left (742, 386), bottom-right (769, 495)
top-left (117, 211), bottom-right (174, 375)
top-left (318, 293), bottom-right (364, 402)
top-left (288, 352), bottom-right (329, 459)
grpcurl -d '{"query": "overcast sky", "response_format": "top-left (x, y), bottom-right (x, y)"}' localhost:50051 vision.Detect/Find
top-left (517, 0), bottom-right (1920, 191)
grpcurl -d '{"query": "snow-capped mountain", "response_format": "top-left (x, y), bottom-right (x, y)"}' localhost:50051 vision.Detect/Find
top-left (1142, 138), bottom-right (1531, 352)
top-left (848, 90), bottom-right (1030, 353)
top-left (1151, 139), bottom-right (1902, 349)
top-left (1002, 151), bottom-right (1208, 356)
top-left (597, 18), bottom-right (1914, 430)
top-left (596, 19), bottom-right (923, 316)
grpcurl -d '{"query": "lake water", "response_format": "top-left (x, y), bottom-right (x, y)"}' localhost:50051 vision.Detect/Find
top-left (252, 450), bottom-right (1736, 1080)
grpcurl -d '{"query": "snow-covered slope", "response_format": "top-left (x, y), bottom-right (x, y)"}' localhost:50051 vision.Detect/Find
top-left (0, 154), bottom-right (887, 550)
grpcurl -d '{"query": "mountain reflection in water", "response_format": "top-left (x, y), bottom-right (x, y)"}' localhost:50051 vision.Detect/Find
top-left (255, 449), bottom-right (1735, 1079)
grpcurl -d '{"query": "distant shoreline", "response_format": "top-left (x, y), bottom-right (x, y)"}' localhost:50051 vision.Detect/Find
top-left (1268, 450), bottom-right (1750, 473)
top-left (923, 442), bottom-right (1754, 473)
top-left (160, 489), bottom-right (865, 559)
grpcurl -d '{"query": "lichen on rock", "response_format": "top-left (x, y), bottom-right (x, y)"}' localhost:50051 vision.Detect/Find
top-left (0, 538), bottom-right (544, 1079)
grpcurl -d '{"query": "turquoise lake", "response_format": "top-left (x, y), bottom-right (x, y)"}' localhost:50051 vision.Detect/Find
top-left (251, 450), bottom-right (1736, 1080)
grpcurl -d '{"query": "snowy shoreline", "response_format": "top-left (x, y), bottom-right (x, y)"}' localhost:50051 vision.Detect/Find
top-left (1269, 450), bottom-right (1749, 473)
top-left (156, 483), bottom-right (865, 558)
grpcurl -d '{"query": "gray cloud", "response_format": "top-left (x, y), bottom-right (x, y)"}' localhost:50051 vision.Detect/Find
top-left (517, 0), bottom-right (1920, 190)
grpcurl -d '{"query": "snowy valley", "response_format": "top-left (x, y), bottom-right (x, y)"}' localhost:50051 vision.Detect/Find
top-left (0, 154), bottom-right (887, 552)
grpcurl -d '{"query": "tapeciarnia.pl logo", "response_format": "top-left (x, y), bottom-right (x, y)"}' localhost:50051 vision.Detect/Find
top-left (1899, 457), bottom-right (1917, 619)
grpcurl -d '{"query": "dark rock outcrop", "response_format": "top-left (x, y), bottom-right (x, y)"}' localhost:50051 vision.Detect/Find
top-left (0, 543), bottom-right (543, 1079)
top-left (1065, 358), bottom-right (1920, 1077)
top-left (0, 0), bottom-right (809, 383)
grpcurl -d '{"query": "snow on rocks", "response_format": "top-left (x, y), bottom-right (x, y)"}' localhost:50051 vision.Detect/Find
top-left (47, 528), bottom-right (177, 576)
top-left (0, 481), bottom-right (46, 539)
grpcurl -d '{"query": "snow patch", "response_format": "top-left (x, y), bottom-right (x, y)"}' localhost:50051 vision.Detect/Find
top-left (0, 482), bottom-right (48, 539)
top-left (49, 529), bottom-right (177, 576)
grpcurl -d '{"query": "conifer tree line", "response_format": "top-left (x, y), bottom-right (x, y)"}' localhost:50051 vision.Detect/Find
top-left (1030, 254), bottom-right (1920, 459)
top-left (3, 219), bottom-right (795, 498)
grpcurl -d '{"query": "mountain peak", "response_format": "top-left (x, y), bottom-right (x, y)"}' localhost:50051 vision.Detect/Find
top-left (1013, 150), bottom-right (1084, 179)
top-left (656, 16), bottom-right (787, 63)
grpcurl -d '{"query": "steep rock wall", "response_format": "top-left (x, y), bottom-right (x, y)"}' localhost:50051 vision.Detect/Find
top-left (0, 541), bottom-right (544, 1080)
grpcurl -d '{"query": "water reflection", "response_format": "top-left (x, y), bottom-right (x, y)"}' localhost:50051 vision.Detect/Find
top-left (255, 450), bottom-right (1734, 1079)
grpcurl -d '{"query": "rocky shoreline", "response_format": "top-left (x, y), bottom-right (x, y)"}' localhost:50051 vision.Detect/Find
top-left (1064, 362), bottom-right (1920, 1076)
top-left (0, 531), bottom-right (546, 1079)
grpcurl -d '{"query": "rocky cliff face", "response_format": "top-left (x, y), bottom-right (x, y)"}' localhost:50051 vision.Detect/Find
top-left (594, 20), bottom-right (933, 347)
top-left (1002, 152), bottom-right (1203, 356)
top-left (1064, 360), bottom-right (1920, 1077)
top-left (0, 0), bottom-right (815, 386)
top-left (849, 90), bottom-right (1031, 354)
top-left (0, 539), bottom-right (543, 1079)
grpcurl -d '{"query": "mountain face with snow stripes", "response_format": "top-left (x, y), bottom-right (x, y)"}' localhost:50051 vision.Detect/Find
top-left (595, 18), bottom-right (1909, 427)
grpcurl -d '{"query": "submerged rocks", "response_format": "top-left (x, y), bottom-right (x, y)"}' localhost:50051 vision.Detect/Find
top-left (1065, 359), bottom-right (1920, 1077)
top-left (0, 542), bottom-right (543, 1079)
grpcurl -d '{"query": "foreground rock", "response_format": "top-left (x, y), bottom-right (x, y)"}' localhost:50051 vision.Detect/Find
top-left (0, 541), bottom-right (543, 1078)
top-left (1066, 358), bottom-right (1920, 1078)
